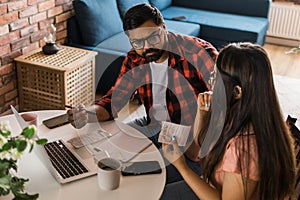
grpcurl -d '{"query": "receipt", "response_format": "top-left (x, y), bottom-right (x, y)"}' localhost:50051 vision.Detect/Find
top-left (158, 121), bottom-right (191, 146)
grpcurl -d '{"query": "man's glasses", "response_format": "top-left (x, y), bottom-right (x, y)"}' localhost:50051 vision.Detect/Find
top-left (130, 28), bottom-right (162, 50)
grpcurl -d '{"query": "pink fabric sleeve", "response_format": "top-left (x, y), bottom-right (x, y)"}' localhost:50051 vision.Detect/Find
top-left (221, 135), bottom-right (259, 181)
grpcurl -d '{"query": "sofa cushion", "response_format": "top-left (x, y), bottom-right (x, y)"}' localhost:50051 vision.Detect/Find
top-left (161, 6), bottom-right (269, 47)
top-left (200, 26), bottom-right (264, 50)
top-left (164, 19), bottom-right (200, 37)
top-left (118, 0), bottom-right (150, 18)
top-left (73, 0), bottom-right (123, 46)
top-left (172, 0), bottom-right (271, 18)
top-left (149, 0), bottom-right (172, 11)
top-left (67, 16), bottom-right (83, 45)
top-left (97, 32), bottom-right (132, 53)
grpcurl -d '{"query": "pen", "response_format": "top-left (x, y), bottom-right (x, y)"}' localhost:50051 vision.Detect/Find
top-left (65, 105), bottom-right (96, 115)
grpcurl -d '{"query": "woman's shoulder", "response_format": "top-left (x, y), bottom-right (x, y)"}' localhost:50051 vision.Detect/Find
top-left (226, 126), bottom-right (256, 149)
top-left (222, 127), bottom-right (259, 181)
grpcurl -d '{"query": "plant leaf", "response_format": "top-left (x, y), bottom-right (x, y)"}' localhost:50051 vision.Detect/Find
top-left (0, 187), bottom-right (10, 196)
top-left (10, 176), bottom-right (27, 192)
top-left (0, 160), bottom-right (10, 176)
top-left (17, 140), bottom-right (27, 152)
top-left (35, 138), bottom-right (47, 145)
top-left (2, 141), bottom-right (13, 151)
top-left (29, 143), bottom-right (34, 153)
top-left (0, 174), bottom-right (11, 185)
top-left (10, 176), bottom-right (39, 200)
top-left (0, 174), bottom-right (12, 196)
top-left (21, 127), bottom-right (35, 139)
top-left (13, 192), bottom-right (39, 200)
top-left (0, 130), bottom-right (11, 137)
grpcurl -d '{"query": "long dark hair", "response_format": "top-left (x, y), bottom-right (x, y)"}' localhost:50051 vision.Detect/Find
top-left (123, 3), bottom-right (164, 32)
top-left (200, 42), bottom-right (296, 199)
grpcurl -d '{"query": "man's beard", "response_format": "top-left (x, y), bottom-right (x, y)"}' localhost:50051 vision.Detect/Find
top-left (142, 48), bottom-right (165, 62)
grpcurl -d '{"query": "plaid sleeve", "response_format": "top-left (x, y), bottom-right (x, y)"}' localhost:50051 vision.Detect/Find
top-left (96, 52), bottom-right (139, 118)
top-left (167, 34), bottom-right (218, 126)
top-left (191, 37), bottom-right (218, 83)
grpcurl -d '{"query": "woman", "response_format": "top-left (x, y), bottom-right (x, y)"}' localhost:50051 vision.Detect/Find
top-left (162, 42), bottom-right (296, 199)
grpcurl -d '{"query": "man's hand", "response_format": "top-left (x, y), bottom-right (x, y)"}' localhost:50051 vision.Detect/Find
top-left (67, 105), bottom-right (88, 129)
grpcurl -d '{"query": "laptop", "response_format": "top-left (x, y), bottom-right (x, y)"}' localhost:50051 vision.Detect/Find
top-left (11, 106), bottom-right (152, 184)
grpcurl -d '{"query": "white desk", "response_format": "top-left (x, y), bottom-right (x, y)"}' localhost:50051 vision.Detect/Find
top-left (1, 110), bottom-right (166, 200)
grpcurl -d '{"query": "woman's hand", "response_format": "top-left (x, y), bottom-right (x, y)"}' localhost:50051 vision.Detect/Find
top-left (197, 91), bottom-right (213, 112)
top-left (192, 91), bottom-right (213, 148)
top-left (162, 136), bottom-right (188, 171)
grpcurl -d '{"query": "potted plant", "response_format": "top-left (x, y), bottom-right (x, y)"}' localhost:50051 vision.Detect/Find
top-left (0, 121), bottom-right (47, 200)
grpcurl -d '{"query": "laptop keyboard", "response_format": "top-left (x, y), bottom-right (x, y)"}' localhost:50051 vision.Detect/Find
top-left (44, 140), bottom-right (89, 179)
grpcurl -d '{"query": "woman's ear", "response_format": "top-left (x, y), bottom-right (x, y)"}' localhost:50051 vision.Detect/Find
top-left (233, 85), bottom-right (242, 99)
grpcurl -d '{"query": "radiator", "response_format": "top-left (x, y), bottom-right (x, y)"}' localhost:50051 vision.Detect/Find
top-left (267, 3), bottom-right (300, 40)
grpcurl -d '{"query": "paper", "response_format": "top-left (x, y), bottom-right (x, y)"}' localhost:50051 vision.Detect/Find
top-left (68, 130), bottom-right (112, 148)
top-left (158, 121), bottom-right (191, 146)
top-left (91, 130), bottom-right (152, 162)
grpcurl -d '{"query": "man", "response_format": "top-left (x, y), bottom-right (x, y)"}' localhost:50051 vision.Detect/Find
top-left (67, 3), bottom-right (218, 183)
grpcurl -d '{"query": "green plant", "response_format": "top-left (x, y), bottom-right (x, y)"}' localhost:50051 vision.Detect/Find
top-left (0, 120), bottom-right (47, 200)
top-left (285, 45), bottom-right (300, 54)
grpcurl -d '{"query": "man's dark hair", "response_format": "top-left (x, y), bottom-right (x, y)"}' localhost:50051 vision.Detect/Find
top-left (123, 3), bottom-right (164, 31)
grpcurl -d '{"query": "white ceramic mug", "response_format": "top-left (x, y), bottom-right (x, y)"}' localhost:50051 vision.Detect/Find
top-left (97, 157), bottom-right (122, 190)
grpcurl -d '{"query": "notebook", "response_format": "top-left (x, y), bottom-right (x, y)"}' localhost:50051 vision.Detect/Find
top-left (11, 107), bottom-right (152, 184)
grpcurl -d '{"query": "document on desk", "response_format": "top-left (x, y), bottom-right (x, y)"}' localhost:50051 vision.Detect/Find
top-left (91, 129), bottom-right (152, 163)
top-left (68, 130), bottom-right (112, 149)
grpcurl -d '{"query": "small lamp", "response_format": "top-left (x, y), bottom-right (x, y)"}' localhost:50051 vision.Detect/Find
top-left (42, 24), bottom-right (60, 55)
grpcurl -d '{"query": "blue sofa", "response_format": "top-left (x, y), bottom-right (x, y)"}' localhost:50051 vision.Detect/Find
top-left (67, 0), bottom-right (271, 95)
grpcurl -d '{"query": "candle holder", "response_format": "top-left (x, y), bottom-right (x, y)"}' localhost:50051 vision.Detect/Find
top-left (42, 42), bottom-right (60, 55)
top-left (42, 24), bottom-right (60, 55)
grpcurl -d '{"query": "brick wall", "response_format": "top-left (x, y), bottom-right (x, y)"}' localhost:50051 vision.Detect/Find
top-left (0, 0), bottom-right (73, 115)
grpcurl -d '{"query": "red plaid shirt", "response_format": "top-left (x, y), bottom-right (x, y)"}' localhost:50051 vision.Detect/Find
top-left (97, 32), bottom-right (218, 127)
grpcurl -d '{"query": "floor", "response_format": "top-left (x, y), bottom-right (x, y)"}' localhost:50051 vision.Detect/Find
top-left (263, 43), bottom-right (300, 127)
top-left (263, 43), bottom-right (300, 78)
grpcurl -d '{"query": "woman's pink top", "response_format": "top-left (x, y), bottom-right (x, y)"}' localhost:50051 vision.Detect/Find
top-left (214, 134), bottom-right (259, 190)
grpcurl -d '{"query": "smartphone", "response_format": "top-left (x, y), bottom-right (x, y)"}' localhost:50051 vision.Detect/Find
top-left (42, 113), bottom-right (70, 129)
top-left (121, 161), bottom-right (162, 176)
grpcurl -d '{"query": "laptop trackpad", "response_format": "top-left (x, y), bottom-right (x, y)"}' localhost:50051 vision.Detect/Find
top-left (66, 142), bottom-right (92, 160)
